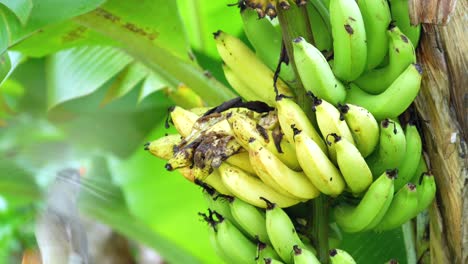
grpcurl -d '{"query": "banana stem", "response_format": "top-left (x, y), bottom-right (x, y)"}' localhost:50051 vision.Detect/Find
top-left (277, 6), bottom-right (330, 263)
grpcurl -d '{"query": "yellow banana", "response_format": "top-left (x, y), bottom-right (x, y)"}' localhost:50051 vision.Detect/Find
top-left (144, 134), bottom-right (182, 160)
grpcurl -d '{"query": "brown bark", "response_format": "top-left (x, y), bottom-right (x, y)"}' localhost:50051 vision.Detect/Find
top-left (411, 0), bottom-right (467, 263)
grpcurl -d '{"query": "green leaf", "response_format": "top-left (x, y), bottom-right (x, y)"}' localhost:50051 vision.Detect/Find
top-left (0, 0), bottom-right (33, 25)
top-left (75, 0), bottom-right (236, 105)
top-left (46, 45), bottom-right (133, 109)
top-left (109, 122), bottom-right (223, 263)
top-left (0, 159), bottom-right (41, 205)
top-left (80, 155), bottom-right (203, 264)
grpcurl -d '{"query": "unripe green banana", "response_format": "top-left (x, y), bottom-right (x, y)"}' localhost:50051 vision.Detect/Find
top-left (409, 154), bottom-right (427, 184)
top-left (329, 0), bottom-right (367, 81)
top-left (374, 183), bottom-right (418, 231)
top-left (227, 112), bottom-right (301, 170)
top-left (144, 134), bottom-right (182, 160)
top-left (353, 25), bottom-right (416, 94)
top-left (361, 184), bottom-right (395, 230)
top-left (262, 258), bottom-right (284, 264)
top-left (229, 196), bottom-right (270, 243)
top-left (312, 96), bottom-right (355, 163)
top-left (292, 37), bottom-right (346, 105)
top-left (414, 172), bottom-right (436, 216)
top-left (257, 240), bottom-right (281, 263)
top-left (170, 106), bottom-right (199, 137)
top-left (225, 151), bottom-right (257, 175)
top-left (329, 248), bottom-right (357, 264)
top-left (345, 63), bottom-right (422, 121)
top-left (202, 191), bottom-right (237, 225)
top-left (307, 0), bottom-right (333, 51)
top-left (292, 245), bottom-right (321, 264)
top-left (337, 103), bottom-right (379, 158)
top-left (294, 130), bottom-right (346, 196)
top-left (366, 119), bottom-right (406, 178)
top-left (328, 133), bottom-right (373, 194)
top-left (240, 8), bottom-right (295, 83)
top-left (214, 30), bottom-right (293, 106)
top-left (394, 123), bottom-right (422, 190)
top-left (333, 170), bottom-right (396, 233)
top-left (218, 163), bottom-right (301, 208)
top-left (276, 96), bottom-right (327, 153)
top-left (207, 226), bottom-right (234, 264)
top-left (248, 139), bottom-right (320, 200)
top-left (357, 0), bottom-right (392, 70)
top-left (222, 63), bottom-right (263, 102)
top-left (263, 198), bottom-right (304, 264)
top-left (389, 0), bottom-right (421, 47)
top-left (215, 215), bottom-right (258, 263)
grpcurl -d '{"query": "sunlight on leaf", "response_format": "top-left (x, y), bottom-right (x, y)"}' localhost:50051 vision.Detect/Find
top-left (46, 45), bottom-right (133, 109)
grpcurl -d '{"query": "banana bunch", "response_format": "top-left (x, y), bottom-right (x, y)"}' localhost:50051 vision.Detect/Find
top-left (200, 193), bottom-right (355, 264)
top-left (236, 0), bottom-right (308, 19)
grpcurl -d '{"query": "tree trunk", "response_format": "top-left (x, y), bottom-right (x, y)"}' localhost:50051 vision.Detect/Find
top-left (410, 0), bottom-right (467, 263)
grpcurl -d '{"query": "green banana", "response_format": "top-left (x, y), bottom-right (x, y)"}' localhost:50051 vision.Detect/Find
top-left (307, 0), bottom-right (333, 51)
top-left (262, 258), bottom-right (285, 264)
top-left (214, 30), bottom-right (293, 106)
top-left (144, 134), bottom-right (182, 160)
top-left (394, 123), bottom-right (422, 190)
top-left (353, 25), bottom-right (416, 94)
top-left (329, 248), bottom-right (357, 264)
top-left (346, 63), bottom-right (423, 121)
top-left (329, 0), bottom-right (367, 81)
top-left (257, 240), bottom-right (281, 263)
top-left (229, 196), bottom-right (270, 243)
top-left (248, 139), bottom-right (320, 200)
top-left (366, 118), bottom-right (407, 178)
top-left (215, 214), bottom-right (259, 263)
top-left (294, 129), bottom-right (346, 196)
top-left (263, 198), bottom-right (305, 264)
top-left (227, 112), bottom-right (301, 170)
top-left (414, 172), bottom-right (436, 216)
top-left (207, 226), bottom-right (234, 264)
top-left (202, 191), bottom-right (237, 225)
top-left (337, 103), bottom-right (379, 158)
top-left (333, 170), bottom-right (396, 233)
top-left (374, 183), bottom-right (418, 231)
top-left (292, 245), bottom-right (321, 264)
top-left (409, 154), bottom-right (427, 184)
top-left (292, 37), bottom-right (346, 105)
top-left (357, 0), bottom-right (392, 70)
top-left (218, 163), bottom-right (301, 208)
top-left (389, 0), bottom-right (421, 47)
top-left (222, 63), bottom-right (263, 102)
top-left (328, 133), bottom-right (373, 194)
top-left (312, 96), bottom-right (355, 163)
top-left (276, 96), bottom-right (327, 153)
top-left (241, 8), bottom-right (295, 83)
top-left (361, 183), bottom-right (395, 230)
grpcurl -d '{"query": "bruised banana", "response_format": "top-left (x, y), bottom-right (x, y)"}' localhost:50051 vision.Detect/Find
top-left (329, 248), bottom-right (357, 264)
top-left (292, 245), bottom-right (321, 264)
top-left (248, 139), bottom-right (320, 200)
top-left (357, 0), bottom-right (392, 70)
top-left (263, 198), bottom-right (305, 264)
top-left (366, 118), bottom-right (406, 178)
top-left (394, 123), bottom-right (422, 190)
top-left (214, 30), bottom-right (293, 106)
top-left (354, 25), bottom-right (416, 94)
top-left (334, 170), bottom-right (396, 233)
top-left (292, 37), bottom-right (346, 105)
top-left (218, 163), bottom-right (301, 208)
top-left (337, 103), bottom-right (379, 158)
top-left (329, 0), bottom-right (367, 81)
top-left (374, 183), bottom-right (418, 231)
top-left (294, 129), bottom-right (346, 196)
top-left (227, 111), bottom-right (301, 170)
top-left (328, 133), bottom-right (372, 195)
top-left (345, 63), bottom-right (422, 121)
top-left (276, 96), bottom-right (327, 153)
top-left (313, 96), bottom-right (354, 163)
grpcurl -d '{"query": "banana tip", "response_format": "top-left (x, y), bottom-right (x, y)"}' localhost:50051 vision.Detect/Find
top-left (329, 249), bottom-right (338, 257)
top-left (293, 37), bottom-right (304, 43)
top-left (293, 245), bottom-right (302, 255)
top-left (413, 63), bottom-right (423, 75)
top-left (213, 30), bottom-right (222, 39)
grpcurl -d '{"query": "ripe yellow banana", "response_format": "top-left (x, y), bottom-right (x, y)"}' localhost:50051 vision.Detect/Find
top-left (144, 134), bottom-right (182, 160)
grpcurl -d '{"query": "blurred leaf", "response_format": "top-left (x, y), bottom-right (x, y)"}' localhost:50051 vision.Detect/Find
top-left (139, 72), bottom-right (169, 101)
top-left (75, 0), bottom-right (236, 105)
top-left (12, 20), bottom-right (117, 57)
top-left (340, 228), bottom-right (407, 263)
top-left (46, 45), bottom-right (133, 109)
top-left (0, 159), bottom-right (41, 205)
top-left (177, 0), bottom-right (244, 59)
top-left (0, 0), bottom-right (33, 25)
top-left (80, 155), bottom-right (203, 264)
top-left (108, 122), bottom-right (223, 263)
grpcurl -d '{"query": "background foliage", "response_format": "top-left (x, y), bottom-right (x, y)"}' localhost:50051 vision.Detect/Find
top-left (0, 1), bottom-right (410, 263)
